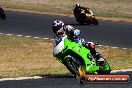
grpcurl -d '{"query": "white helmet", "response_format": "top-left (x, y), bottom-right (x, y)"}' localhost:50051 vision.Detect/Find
top-left (52, 20), bottom-right (65, 35)
top-left (76, 3), bottom-right (80, 7)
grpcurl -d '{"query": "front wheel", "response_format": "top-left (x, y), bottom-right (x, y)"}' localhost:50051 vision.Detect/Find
top-left (64, 56), bottom-right (80, 76)
top-left (91, 17), bottom-right (98, 25)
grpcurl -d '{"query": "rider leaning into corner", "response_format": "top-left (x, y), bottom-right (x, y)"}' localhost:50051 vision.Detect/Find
top-left (52, 20), bottom-right (104, 64)
top-left (73, 3), bottom-right (93, 17)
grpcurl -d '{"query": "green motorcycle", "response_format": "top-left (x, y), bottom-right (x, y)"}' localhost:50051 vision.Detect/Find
top-left (53, 35), bottom-right (111, 76)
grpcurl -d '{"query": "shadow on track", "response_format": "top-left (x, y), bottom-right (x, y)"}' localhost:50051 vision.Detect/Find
top-left (65, 23), bottom-right (98, 26)
top-left (43, 70), bottom-right (132, 78)
top-left (43, 74), bottom-right (75, 78)
top-left (111, 71), bottom-right (132, 76)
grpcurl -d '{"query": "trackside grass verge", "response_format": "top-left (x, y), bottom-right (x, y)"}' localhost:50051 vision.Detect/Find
top-left (0, 35), bottom-right (132, 78)
top-left (0, 0), bottom-right (132, 18)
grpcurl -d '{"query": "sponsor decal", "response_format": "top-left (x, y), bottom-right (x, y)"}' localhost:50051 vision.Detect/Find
top-left (78, 75), bottom-right (130, 83)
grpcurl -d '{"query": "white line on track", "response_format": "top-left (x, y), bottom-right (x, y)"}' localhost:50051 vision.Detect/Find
top-left (122, 48), bottom-right (128, 49)
top-left (0, 32), bottom-right (130, 49)
top-left (0, 34), bottom-right (131, 81)
top-left (43, 38), bottom-right (50, 40)
top-left (103, 46), bottom-right (110, 48)
top-left (111, 69), bottom-right (132, 73)
top-left (6, 34), bottom-right (13, 36)
top-left (17, 35), bottom-right (23, 37)
top-left (51, 39), bottom-right (54, 41)
top-left (0, 69), bottom-right (131, 81)
top-left (97, 45), bottom-right (103, 47)
top-left (33, 37), bottom-right (40, 39)
top-left (25, 36), bottom-right (32, 38)
top-left (0, 76), bottom-right (42, 81)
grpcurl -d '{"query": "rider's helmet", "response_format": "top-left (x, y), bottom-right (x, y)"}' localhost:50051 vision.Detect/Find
top-left (52, 20), bottom-right (65, 35)
top-left (76, 3), bottom-right (80, 8)
top-left (75, 3), bottom-right (82, 13)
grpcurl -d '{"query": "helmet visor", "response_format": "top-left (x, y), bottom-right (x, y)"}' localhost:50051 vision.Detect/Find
top-left (52, 24), bottom-right (63, 33)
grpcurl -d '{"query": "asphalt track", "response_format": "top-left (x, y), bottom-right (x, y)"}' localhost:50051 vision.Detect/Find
top-left (0, 10), bottom-right (132, 88)
top-left (0, 10), bottom-right (132, 48)
top-left (0, 71), bottom-right (132, 88)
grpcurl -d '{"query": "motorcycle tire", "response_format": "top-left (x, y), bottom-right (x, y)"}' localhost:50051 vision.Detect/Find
top-left (96, 60), bottom-right (111, 74)
top-left (64, 56), bottom-right (79, 76)
top-left (79, 22), bottom-right (84, 25)
top-left (0, 13), bottom-right (6, 20)
top-left (92, 17), bottom-right (98, 25)
top-left (77, 76), bottom-right (86, 84)
top-left (0, 8), bottom-right (6, 20)
top-left (86, 21), bottom-right (92, 25)
top-left (76, 18), bottom-right (84, 25)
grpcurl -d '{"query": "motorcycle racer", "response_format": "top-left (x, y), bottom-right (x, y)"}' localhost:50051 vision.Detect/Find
top-left (73, 3), bottom-right (92, 17)
top-left (52, 20), bottom-right (104, 63)
top-left (52, 20), bottom-right (83, 45)
top-left (73, 3), bottom-right (99, 25)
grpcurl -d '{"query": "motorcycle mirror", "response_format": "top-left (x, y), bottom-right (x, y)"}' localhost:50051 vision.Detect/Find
top-left (95, 43), bottom-right (98, 45)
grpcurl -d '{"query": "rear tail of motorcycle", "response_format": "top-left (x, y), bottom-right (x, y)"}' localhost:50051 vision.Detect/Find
top-left (96, 59), bottom-right (111, 74)
top-left (0, 8), bottom-right (6, 20)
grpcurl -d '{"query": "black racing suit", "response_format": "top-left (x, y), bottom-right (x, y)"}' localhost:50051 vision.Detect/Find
top-left (73, 6), bottom-right (90, 17)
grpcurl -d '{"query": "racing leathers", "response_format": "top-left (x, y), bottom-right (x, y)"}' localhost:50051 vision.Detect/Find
top-left (73, 6), bottom-right (92, 18)
top-left (54, 26), bottom-right (104, 63)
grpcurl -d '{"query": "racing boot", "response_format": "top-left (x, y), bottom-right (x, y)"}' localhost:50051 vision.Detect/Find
top-left (94, 52), bottom-right (105, 66)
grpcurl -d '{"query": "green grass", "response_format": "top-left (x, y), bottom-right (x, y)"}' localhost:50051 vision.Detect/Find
top-left (0, 0), bottom-right (132, 18)
top-left (0, 34), bottom-right (132, 78)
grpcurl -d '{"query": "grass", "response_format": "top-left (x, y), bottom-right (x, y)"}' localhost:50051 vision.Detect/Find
top-left (0, 35), bottom-right (132, 78)
top-left (0, 0), bottom-right (132, 18)
top-left (0, 35), bottom-right (69, 78)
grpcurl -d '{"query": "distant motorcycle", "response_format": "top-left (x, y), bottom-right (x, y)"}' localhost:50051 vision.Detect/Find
top-left (0, 7), bottom-right (6, 20)
top-left (73, 8), bottom-right (98, 25)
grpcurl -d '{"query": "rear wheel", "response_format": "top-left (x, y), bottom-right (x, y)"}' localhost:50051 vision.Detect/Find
top-left (0, 9), bottom-right (6, 20)
top-left (97, 60), bottom-right (111, 74)
top-left (75, 14), bottom-right (85, 25)
top-left (1, 13), bottom-right (6, 19)
top-left (86, 21), bottom-right (92, 25)
top-left (77, 18), bottom-right (84, 25)
top-left (91, 17), bottom-right (98, 25)
top-left (77, 76), bottom-right (86, 84)
top-left (79, 22), bottom-right (84, 25)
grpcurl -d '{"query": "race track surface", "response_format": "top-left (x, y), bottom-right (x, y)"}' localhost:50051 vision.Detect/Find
top-left (0, 10), bottom-right (132, 48)
top-left (0, 71), bottom-right (132, 88)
